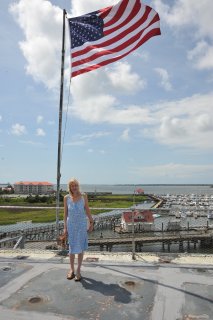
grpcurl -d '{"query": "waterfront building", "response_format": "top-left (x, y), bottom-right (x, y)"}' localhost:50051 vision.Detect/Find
top-left (135, 188), bottom-right (144, 194)
top-left (14, 181), bottom-right (54, 195)
top-left (0, 183), bottom-right (13, 193)
top-left (121, 210), bottom-right (154, 232)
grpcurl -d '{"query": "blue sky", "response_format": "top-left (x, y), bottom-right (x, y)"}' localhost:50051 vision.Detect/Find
top-left (0, 0), bottom-right (213, 185)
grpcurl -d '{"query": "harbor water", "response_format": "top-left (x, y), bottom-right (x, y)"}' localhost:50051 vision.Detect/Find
top-left (61, 183), bottom-right (213, 195)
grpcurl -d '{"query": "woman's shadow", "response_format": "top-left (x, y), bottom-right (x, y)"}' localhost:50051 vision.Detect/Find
top-left (81, 277), bottom-right (131, 304)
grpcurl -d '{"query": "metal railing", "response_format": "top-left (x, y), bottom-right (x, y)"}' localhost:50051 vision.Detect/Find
top-left (0, 205), bottom-right (213, 256)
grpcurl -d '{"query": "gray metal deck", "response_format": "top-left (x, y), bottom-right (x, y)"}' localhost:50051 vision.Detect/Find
top-left (0, 253), bottom-right (212, 320)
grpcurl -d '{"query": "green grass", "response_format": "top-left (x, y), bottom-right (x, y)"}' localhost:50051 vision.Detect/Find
top-left (89, 200), bottom-right (133, 208)
top-left (0, 208), bottom-right (63, 225)
top-left (0, 194), bottom-right (148, 225)
top-left (0, 208), bottom-right (116, 225)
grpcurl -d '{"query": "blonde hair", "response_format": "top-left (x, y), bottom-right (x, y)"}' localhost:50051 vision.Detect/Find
top-left (68, 178), bottom-right (81, 195)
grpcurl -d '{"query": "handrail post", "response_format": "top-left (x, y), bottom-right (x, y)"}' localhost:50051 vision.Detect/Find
top-left (132, 190), bottom-right (136, 260)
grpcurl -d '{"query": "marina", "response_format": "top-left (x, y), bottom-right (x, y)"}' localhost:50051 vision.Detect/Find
top-left (1, 186), bottom-right (213, 253)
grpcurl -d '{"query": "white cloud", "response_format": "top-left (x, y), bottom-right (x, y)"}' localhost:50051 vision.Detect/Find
top-left (65, 131), bottom-right (110, 146)
top-left (187, 41), bottom-right (208, 61)
top-left (152, 0), bottom-right (213, 70)
top-left (152, 0), bottom-right (213, 39)
top-left (71, 0), bottom-right (116, 16)
top-left (142, 92), bottom-right (213, 149)
top-left (71, 93), bottom-right (118, 124)
top-left (36, 128), bottom-right (46, 136)
top-left (71, 69), bottom-right (152, 125)
top-left (155, 67), bottom-right (172, 91)
top-left (131, 163), bottom-right (213, 181)
top-left (10, 0), bottom-right (63, 89)
top-left (120, 128), bottom-right (130, 142)
top-left (0, 115), bottom-right (2, 121)
top-left (37, 115), bottom-right (43, 124)
top-left (188, 41), bottom-right (213, 70)
top-left (107, 62), bottom-right (146, 93)
top-left (87, 148), bottom-right (105, 154)
top-left (11, 123), bottom-right (26, 136)
top-left (71, 65), bottom-right (213, 149)
top-left (132, 51), bottom-right (150, 61)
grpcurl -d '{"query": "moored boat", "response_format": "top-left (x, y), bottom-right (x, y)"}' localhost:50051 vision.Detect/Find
top-left (207, 210), bottom-right (213, 219)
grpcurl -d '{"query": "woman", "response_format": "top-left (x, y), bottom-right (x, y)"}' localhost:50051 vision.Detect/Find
top-left (64, 178), bottom-right (94, 281)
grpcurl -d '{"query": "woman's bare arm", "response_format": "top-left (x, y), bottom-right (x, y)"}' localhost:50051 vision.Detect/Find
top-left (63, 195), bottom-right (68, 234)
top-left (83, 194), bottom-right (94, 231)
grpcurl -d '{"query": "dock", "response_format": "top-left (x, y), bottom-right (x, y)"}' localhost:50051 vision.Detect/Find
top-left (1, 215), bottom-right (213, 253)
top-left (88, 230), bottom-right (213, 252)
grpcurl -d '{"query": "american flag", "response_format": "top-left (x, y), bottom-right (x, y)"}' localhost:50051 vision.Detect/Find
top-left (68, 0), bottom-right (161, 78)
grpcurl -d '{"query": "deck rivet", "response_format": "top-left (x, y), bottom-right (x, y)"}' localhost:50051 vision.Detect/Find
top-left (28, 296), bottom-right (43, 304)
top-left (2, 266), bottom-right (12, 271)
top-left (124, 281), bottom-right (135, 286)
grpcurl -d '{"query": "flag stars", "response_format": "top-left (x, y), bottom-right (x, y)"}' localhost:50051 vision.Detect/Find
top-left (69, 13), bottom-right (104, 49)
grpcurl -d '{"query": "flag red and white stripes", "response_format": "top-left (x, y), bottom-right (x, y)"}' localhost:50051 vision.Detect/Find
top-left (68, 0), bottom-right (161, 78)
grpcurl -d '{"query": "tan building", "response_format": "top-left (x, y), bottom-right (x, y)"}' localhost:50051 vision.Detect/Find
top-left (14, 181), bottom-right (54, 195)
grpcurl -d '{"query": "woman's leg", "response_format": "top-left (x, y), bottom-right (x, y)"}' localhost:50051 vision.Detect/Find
top-left (69, 253), bottom-right (75, 273)
top-left (76, 252), bottom-right (84, 276)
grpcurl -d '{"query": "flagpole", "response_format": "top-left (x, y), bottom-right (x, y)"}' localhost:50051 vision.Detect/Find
top-left (56, 9), bottom-right (67, 237)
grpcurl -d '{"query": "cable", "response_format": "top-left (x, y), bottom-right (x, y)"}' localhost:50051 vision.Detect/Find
top-left (60, 11), bottom-right (72, 164)
top-left (61, 76), bottom-right (72, 162)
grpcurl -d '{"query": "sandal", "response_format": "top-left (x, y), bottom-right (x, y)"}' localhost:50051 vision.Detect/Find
top-left (67, 271), bottom-right (75, 280)
top-left (74, 274), bottom-right (82, 282)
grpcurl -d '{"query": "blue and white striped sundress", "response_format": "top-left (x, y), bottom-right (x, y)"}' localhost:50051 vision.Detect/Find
top-left (66, 195), bottom-right (88, 254)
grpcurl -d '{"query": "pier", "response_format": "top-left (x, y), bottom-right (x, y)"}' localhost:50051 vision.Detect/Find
top-left (88, 230), bottom-right (213, 252)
